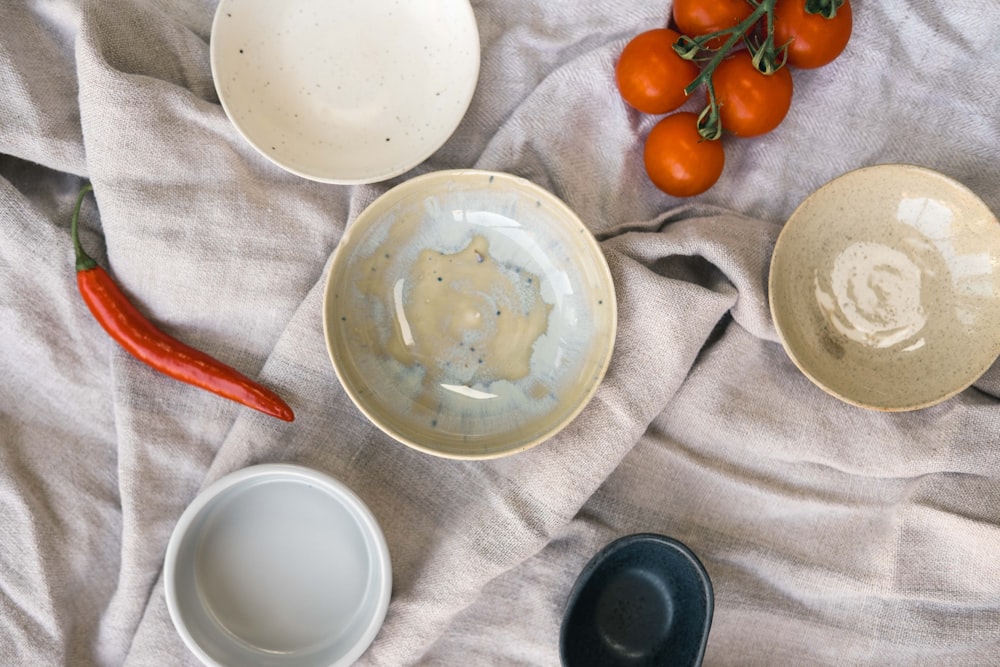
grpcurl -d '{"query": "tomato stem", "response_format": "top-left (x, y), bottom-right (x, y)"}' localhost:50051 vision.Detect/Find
top-left (805, 0), bottom-right (844, 19)
top-left (678, 0), bottom-right (776, 95)
top-left (698, 81), bottom-right (723, 141)
top-left (674, 0), bottom-right (780, 140)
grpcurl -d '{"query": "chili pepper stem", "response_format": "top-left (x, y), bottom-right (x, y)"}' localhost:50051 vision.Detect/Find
top-left (698, 80), bottom-right (723, 141)
top-left (72, 184), bottom-right (98, 272)
top-left (68, 182), bottom-right (295, 422)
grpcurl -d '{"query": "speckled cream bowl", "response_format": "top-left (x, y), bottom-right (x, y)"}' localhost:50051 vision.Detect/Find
top-left (209, 0), bottom-right (480, 184)
top-left (769, 164), bottom-right (1000, 411)
top-left (322, 170), bottom-right (617, 458)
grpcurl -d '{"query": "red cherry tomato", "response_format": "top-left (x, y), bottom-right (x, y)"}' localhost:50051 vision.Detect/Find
top-left (773, 0), bottom-right (853, 69)
top-left (672, 0), bottom-right (755, 49)
top-left (615, 28), bottom-right (701, 114)
top-left (644, 112), bottom-right (725, 197)
top-left (712, 51), bottom-right (794, 137)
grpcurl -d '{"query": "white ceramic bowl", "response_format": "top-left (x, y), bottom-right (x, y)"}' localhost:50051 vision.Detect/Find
top-left (209, 0), bottom-right (480, 184)
top-left (164, 464), bottom-right (391, 667)
top-left (322, 170), bottom-right (618, 458)
top-left (769, 164), bottom-right (1000, 411)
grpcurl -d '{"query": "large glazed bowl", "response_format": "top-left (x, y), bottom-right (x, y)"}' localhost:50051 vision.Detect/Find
top-left (323, 170), bottom-right (617, 458)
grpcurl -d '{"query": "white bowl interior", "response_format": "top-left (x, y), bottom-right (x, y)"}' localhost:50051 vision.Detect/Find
top-left (165, 465), bottom-right (391, 667)
top-left (323, 170), bottom-right (617, 458)
top-left (210, 0), bottom-right (480, 184)
top-left (769, 164), bottom-right (1000, 410)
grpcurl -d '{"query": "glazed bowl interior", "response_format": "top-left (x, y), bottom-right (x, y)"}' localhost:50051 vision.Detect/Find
top-left (769, 164), bottom-right (1000, 411)
top-left (323, 169), bottom-right (617, 458)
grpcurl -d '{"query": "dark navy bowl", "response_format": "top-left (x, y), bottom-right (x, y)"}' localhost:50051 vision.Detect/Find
top-left (559, 533), bottom-right (714, 667)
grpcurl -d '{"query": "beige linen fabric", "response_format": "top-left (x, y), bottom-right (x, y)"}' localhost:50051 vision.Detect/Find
top-left (1, 0), bottom-right (999, 665)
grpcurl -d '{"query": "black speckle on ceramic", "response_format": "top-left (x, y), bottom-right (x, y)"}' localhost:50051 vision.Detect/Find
top-left (560, 533), bottom-right (713, 667)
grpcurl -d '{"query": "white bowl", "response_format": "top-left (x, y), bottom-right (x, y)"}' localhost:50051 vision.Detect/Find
top-left (209, 0), bottom-right (480, 184)
top-left (322, 170), bottom-right (618, 458)
top-left (164, 464), bottom-right (391, 667)
top-left (769, 164), bottom-right (1000, 411)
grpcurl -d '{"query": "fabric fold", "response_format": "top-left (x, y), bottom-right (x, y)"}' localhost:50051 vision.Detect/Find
top-left (4, 1), bottom-right (1000, 665)
top-left (120, 207), bottom-right (781, 664)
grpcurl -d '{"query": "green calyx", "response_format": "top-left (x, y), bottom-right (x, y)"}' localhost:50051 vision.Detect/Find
top-left (805, 0), bottom-right (845, 19)
top-left (71, 183), bottom-right (98, 272)
top-left (674, 0), bottom-right (780, 141)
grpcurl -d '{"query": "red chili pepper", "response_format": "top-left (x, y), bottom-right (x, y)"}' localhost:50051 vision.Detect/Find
top-left (71, 184), bottom-right (294, 422)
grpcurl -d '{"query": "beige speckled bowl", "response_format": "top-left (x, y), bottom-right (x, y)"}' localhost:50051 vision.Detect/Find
top-left (210, 0), bottom-right (480, 184)
top-left (769, 164), bottom-right (1000, 411)
top-left (322, 170), bottom-right (617, 458)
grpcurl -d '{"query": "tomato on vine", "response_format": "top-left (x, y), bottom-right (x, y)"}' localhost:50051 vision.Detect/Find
top-left (773, 0), bottom-right (853, 69)
top-left (712, 50), bottom-right (793, 137)
top-left (644, 112), bottom-right (725, 198)
top-left (671, 0), bottom-right (754, 49)
top-left (615, 28), bottom-right (701, 114)
top-left (616, 0), bottom-right (851, 196)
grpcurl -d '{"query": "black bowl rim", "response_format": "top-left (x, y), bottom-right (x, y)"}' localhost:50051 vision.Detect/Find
top-left (558, 532), bottom-right (714, 667)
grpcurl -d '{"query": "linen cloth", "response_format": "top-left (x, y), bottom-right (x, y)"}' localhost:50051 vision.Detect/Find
top-left (2, 0), bottom-right (1000, 664)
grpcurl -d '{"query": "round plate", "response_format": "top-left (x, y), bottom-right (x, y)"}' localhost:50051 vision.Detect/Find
top-left (559, 534), bottom-right (714, 667)
top-left (769, 164), bottom-right (1000, 411)
top-left (164, 464), bottom-right (391, 667)
top-left (209, 0), bottom-right (480, 184)
top-left (322, 170), bottom-right (617, 459)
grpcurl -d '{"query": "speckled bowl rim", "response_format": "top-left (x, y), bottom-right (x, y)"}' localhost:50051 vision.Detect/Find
top-left (321, 169), bottom-right (618, 459)
top-left (768, 163), bottom-right (1000, 411)
top-left (208, 0), bottom-right (481, 184)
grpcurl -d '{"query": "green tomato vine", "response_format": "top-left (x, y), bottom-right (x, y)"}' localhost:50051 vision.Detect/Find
top-left (673, 0), bottom-right (846, 141)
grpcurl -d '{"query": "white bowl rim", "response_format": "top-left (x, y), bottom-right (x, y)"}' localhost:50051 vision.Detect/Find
top-left (322, 168), bottom-right (618, 458)
top-left (163, 463), bottom-right (392, 667)
top-left (208, 0), bottom-right (481, 184)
